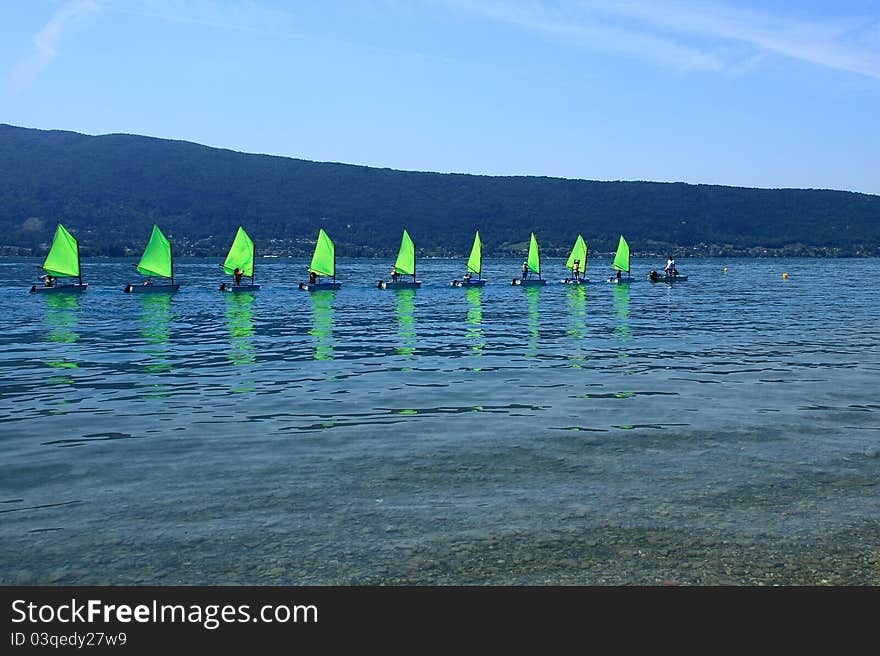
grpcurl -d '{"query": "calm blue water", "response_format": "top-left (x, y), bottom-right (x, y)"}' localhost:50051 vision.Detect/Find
top-left (2, 256), bottom-right (879, 584)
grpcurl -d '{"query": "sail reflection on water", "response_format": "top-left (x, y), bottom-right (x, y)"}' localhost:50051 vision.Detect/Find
top-left (226, 292), bottom-right (256, 363)
top-left (613, 284), bottom-right (631, 343)
top-left (465, 286), bottom-right (484, 358)
top-left (525, 285), bottom-right (540, 358)
top-left (395, 288), bottom-right (416, 359)
top-left (138, 293), bottom-right (173, 375)
top-left (566, 284), bottom-right (587, 368)
top-left (43, 293), bottom-right (80, 381)
top-left (308, 290), bottom-right (335, 362)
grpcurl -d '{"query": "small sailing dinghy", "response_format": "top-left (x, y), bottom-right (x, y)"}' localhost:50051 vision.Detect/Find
top-left (30, 224), bottom-right (88, 294)
top-left (125, 224), bottom-right (180, 293)
top-left (219, 226), bottom-right (260, 292)
top-left (511, 233), bottom-right (546, 286)
top-left (451, 230), bottom-right (486, 287)
top-left (562, 234), bottom-right (589, 284)
top-left (299, 228), bottom-right (341, 291)
top-left (378, 229), bottom-right (421, 289)
top-left (606, 235), bottom-right (635, 284)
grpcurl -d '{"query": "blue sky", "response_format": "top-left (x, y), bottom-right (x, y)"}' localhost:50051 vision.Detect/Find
top-left (2, 0), bottom-right (879, 194)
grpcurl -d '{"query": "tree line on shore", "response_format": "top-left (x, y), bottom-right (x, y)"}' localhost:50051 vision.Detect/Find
top-left (2, 124), bottom-right (878, 258)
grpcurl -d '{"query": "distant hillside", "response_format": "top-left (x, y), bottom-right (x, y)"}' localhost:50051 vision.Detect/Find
top-left (1, 123), bottom-right (878, 257)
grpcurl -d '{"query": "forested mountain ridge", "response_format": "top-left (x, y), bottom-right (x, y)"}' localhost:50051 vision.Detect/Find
top-left (1, 123), bottom-right (878, 258)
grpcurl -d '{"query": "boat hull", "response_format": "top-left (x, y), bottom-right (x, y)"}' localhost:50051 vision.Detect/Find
top-left (125, 283), bottom-right (180, 293)
top-left (30, 283), bottom-right (88, 294)
top-left (299, 282), bottom-right (341, 291)
top-left (220, 283), bottom-right (261, 292)
top-left (648, 275), bottom-right (688, 282)
top-left (378, 280), bottom-right (421, 289)
top-left (511, 278), bottom-right (546, 286)
top-left (561, 278), bottom-right (590, 285)
top-left (451, 279), bottom-right (486, 287)
top-left (606, 277), bottom-right (635, 284)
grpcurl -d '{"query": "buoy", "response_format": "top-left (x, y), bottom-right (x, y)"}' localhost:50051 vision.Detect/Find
top-left (782, 273), bottom-right (789, 280)
top-left (723, 267), bottom-right (728, 273)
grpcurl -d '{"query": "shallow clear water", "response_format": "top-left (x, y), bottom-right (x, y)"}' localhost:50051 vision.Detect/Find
top-left (2, 256), bottom-right (879, 584)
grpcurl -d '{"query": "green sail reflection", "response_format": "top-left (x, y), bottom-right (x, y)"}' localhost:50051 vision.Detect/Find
top-left (43, 293), bottom-right (80, 380)
top-left (525, 285), bottom-right (540, 358)
top-left (613, 284), bottom-right (631, 342)
top-left (138, 293), bottom-right (173, 376)
top-left (395, 288), bottom-right (416, 359)
top-left (226, 292), bottom-right (256, 367)
top-left (308, 290), bottom-right (336, 361)
top-left (465, 285), bottom-right (484, 359)
top-left (566, 284), bottom-right (587, 368)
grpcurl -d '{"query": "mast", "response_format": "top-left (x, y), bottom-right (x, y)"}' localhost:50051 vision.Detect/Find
top-left (170, 240), bottom-right (175, 286)
top-left (76, 234), bottom-right (82, 286)
top-left (252, 233), bottom-right (256, 284)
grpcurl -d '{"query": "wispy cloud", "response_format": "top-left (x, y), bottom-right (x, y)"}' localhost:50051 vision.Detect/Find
top-left (11, 0), bottom-right (100, 87)
top-left (443, 0), bottom-right (723, 71)
top-left (442, 0), bottom-right (880, 79)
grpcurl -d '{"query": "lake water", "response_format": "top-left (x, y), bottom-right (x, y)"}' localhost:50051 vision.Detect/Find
top-left (2, 256), bottom-right (879, 585)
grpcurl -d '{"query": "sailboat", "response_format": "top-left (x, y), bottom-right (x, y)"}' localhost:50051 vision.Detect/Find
top-left (219, 226), bottom-right (260, 292)
top-left (299, 228), bottom-right (341, 291)
top-left (124, 224), bottom-right (180, 293)
top-left (378, 229), bottom-right (421, 289)
top-left (30, 224), bottom-right (88, 294)
top-left (511, 233), bottom-right (546, 286)
top-left (562, 234), bottom-right (589, 284)
top-left (606, 235), bottom-right (635, 284)
top-left (451, 230), bottom-right (486, 287)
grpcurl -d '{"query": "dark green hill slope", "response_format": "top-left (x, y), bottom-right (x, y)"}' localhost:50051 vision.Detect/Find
top-left (1, 123), bottom-right (877, 257)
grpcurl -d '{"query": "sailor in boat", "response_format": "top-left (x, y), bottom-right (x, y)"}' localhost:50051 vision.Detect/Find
top-left (309, 270), bottom-right (317, 285)
top-left (40, 274), bottom-right (56, 288)
top-left (463, 271), bottom-right (472, 284)
top-left (521, 261), bottom-right (528, 280)
top-left (664, 256), bottom-right (676, 278)
top-left (649, 270), bottom-right (660, 282)
top-left (234, 267), bottom-right (243, 286)
top-left (572, 259), bottom-right (581, 283)
top-left (390, 266), bottom-right (400, 283)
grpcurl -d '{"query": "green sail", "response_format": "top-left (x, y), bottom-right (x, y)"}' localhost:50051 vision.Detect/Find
top-left (612, 235), bottom-right (630, 272)
top-left (565, 234), bottom-right (588, 271)
top-left (223, 226), bottom-right (255, 277)
top-left (466, 230), bottom-right (482, 275)
top-left (136, 225), bottom-right (173, 279)
top-left (527, 232), bottom-right (541, 275)
top-left (42, 224), bottom-right (80, 278)
top-left (394, 229), bottom-right (416, 276)
top-left (308, 228), bottom-right (335, 277)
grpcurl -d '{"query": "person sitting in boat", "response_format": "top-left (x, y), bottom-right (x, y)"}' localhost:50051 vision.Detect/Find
top-left (665, 256), bottom-right (675, 277)
top-left (521, 261), bottom-right (528, 280)
top-left (40, 274), bottom-right (55, 287)
top-left (462, 272), bottom-right (472, 283)
top-left (649, 270), bottom-right (659, 282)
top-left (234, 268), bottom-right (243, 285)
top-left (390, 266), bottom-right (400, 283)
top-left (309, 270), bottom-right (317, 285)
top-left (572, 259), bottom-right (581, 282)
